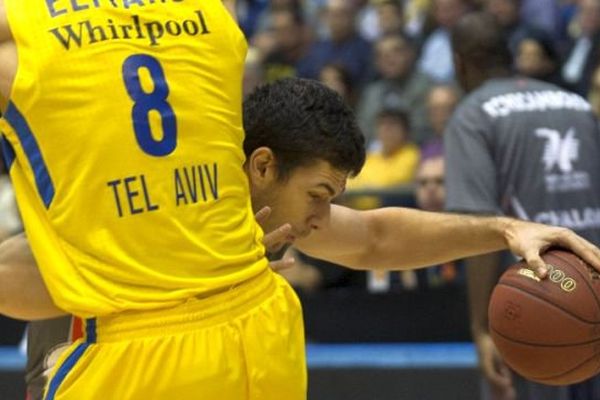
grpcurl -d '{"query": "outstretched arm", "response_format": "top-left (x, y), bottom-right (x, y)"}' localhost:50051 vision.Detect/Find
top-left (295, 205), bottom-right (600, 273)
top-left (0, 234), bottom-right (66, 320)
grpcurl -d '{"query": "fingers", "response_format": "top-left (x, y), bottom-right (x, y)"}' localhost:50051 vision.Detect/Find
top-left (477, 336), bottom-right (514, 390)
top-left (262, 223), bottom-right (292, 253)
top-left (482, 354), bottom-right (513, 389)
top-left (255, 206), bottom-right (271, 226)
top-left (523, 250), bottom-right (548, 278)
top-left (554, 229), bottom-right (600, 272)
top-left (269, 257), bottom-right (295, 272)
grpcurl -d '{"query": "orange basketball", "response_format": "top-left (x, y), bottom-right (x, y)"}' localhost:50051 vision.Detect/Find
top-left (489, 249), bottom-right (600, 385)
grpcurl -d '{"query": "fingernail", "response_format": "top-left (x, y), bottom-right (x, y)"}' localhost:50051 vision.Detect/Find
top-left (538, 267), bottom-right (547, 277)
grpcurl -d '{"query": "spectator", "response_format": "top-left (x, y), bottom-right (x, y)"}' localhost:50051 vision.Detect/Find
top-left (418, 0), bottom-right (469, 83)
top-left (410, 154), bottom-right (464, 289)
top-left (243, 47), bottom-right (266, 98)
top-left (318, 63), bottom-right (357, 107)
top-left (485, 0), bottom-right (545, 55)
top-left (421, 85), bottom-right (461, 158)
top-left (348, 108), bottom-right (420, 191)
top-left (514, 31), bottom-right (562, 85)
top-left (375, 0), bottom-right (405, 37)
top-left (561, 0), bottom-right (600, 95)
top-left (358, 0), bottom-right (405, 41)
top-left (415, 155), bottom-right (445, 212)
top-left (520, 0), bottom-right (561, 38)
top-left (263, 6), bottom-right (313, 82)
top-left (236, 0), bottom-right (270, 38)
top-left (243, 0), bottom-right (306, 36)
top-left (404, 0), bottom-right (433, 39)
top-left (357, 33), bottom-right (433, 145)
top-left (301, 0), bottom-right (373, 83)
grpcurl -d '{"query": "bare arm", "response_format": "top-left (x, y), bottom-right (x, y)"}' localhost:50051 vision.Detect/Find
top-left (0, 234), bottom-right (66, 320)
top-left (296, 205), bottom-right (600, 273)
top-left (467, 253), bottom-right (516, 395)
top-left (467, 253), bottom-right (501, 337)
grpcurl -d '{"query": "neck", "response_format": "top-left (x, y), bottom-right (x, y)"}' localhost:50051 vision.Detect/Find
top-left (465, 68), bottom-right (511, 92)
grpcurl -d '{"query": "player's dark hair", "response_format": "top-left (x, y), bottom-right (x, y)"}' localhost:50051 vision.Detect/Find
top-left (451, 12), bottom-right (512, 72)
top-left (243, 78), bottom-right (366, 180)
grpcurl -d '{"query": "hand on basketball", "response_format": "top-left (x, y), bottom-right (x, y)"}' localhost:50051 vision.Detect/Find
top-left (255, 207), bottom-right (295, 272)
top-left (503, 219), bottom-right (600, 278)
top-left (475, 333), bottom-right (516, 400)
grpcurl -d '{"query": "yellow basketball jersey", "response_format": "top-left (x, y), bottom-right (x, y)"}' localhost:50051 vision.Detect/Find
top-left (0, 0), bottom-right (268, 317)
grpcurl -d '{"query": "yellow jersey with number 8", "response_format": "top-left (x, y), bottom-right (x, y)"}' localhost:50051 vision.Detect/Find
top-left (0, 0), bottom-right (268, 317)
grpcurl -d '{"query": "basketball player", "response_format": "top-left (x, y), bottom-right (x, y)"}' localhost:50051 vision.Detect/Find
top-left (0, 1), bottom-right (316, 399)
top-left (3, 78), bottom-right (600, 399)
top-left (446, 13), bottom-right (600, 400)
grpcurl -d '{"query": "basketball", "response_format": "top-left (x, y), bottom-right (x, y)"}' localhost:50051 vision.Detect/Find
top-left (489, 249), bottom-right (600, 385)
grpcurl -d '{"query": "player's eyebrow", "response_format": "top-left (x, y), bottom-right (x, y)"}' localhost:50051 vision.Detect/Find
top-left (316, 183), bottom-right (337, 197)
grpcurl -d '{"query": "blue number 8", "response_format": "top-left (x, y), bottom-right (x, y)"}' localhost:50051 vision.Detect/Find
top-left (122, 54), bottom-right (177, 156)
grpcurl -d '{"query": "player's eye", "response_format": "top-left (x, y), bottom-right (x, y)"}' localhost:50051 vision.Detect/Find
top-left (309, 192), bottom-right (325, 201)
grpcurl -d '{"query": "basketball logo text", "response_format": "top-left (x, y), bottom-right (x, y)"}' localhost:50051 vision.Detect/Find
top-left (517, 268), bottom-right (541, 282)
top-left (547, 264), bottom-right (577, 292)
top-left (517, 264), bottom-right (577, 292)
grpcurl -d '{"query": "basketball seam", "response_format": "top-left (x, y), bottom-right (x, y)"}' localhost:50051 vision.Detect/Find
top-left (493, 283), bottom-right (600, 344)
top-left (525, 347), bottom-right (600, 382)
top-left (491, 321), bottom-right (600, 347)
top-left (498, 282), bottom-right (600, 324)
top-left (546, 252), bottom-right (600, 311)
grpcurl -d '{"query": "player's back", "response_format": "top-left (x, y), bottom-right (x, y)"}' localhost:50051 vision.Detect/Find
top-left (0, 0), bottom-right (267, 316)
top-left (447, 77), bottom-right (600, 244)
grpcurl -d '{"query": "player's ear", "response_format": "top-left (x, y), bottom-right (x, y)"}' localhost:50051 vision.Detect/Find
top-left (247, 147), bottom-right (278, 185)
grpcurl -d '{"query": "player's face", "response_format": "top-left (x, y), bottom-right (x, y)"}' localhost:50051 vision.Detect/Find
top-left (251, 159), bottom-right (348, 242)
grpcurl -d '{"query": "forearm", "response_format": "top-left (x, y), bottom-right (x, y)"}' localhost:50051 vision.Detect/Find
top-left (466, 252), bottom-right (502, 337)
top-left (0, 234), bottom-right (66, 320)
top-left (297, 206), bottom-right (513, 270)
top-left (351, 208), bottom-right (511, 270)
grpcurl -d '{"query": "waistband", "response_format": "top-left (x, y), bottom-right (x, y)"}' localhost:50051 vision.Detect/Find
top-left (84, 268), bottom-right (277, 343)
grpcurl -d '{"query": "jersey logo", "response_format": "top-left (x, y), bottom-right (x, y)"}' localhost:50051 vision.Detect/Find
top-left (534, 127), bottom-right (590, 193)
top-left (535, 127), bottom-right (579, 173)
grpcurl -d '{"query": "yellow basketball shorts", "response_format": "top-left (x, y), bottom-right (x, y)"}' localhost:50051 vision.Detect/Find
top-left (43, 269), bottom-right (306, 400)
